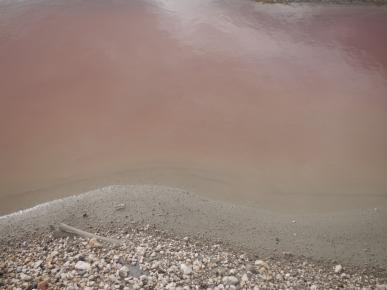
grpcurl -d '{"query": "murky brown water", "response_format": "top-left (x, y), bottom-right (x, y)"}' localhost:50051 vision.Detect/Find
top-left (1, 0), bottom-right (387, 215)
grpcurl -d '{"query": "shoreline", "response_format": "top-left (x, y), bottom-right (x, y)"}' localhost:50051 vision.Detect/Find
top-left (1, 185), bottom-right (386, 268)
top-left (1, 185), bottom-right (386, 289)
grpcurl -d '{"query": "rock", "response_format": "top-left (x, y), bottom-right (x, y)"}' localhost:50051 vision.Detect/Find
top-left (19, 273), bottom-right (32, 281)
top-left (74, 261), bottom-right (91, 271)
top-left (310, 285), bottom-right (318, 290)
top-left (34, 260), bottom-right (43, 268)
top-left (88, 238), bottom-right (103, 248)
top-left (334, 264), bottom-right (343, 273)
top-left (119, 266), bottom-right (129, 278)
top-left (254, 260), bottom-right (269, 269)
top-left (222, 276), bottom-right (238, 285)
top-left (241, 273), bottom-right (249, 284)
top-left (180, 264), bottom-right (192, 275)
top-left (49, 251), bottom-right (58, 257)
top-left (37, 280), bottom-right (49, 290)
top-left (193, 260), bottom-right (203, 271)
top-left (255, 260), bottom-right (271, 280)
top-left (376, 285), bottom-right (387, 290)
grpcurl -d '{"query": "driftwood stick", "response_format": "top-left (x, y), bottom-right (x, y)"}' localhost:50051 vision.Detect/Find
top-left (58, 223), bottom-right (122, 245)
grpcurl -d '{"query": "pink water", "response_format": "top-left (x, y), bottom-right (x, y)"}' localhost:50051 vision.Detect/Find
top-left (1, 0), bottom-right (387, 214)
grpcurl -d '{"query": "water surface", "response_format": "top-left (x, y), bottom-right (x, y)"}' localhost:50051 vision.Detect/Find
top-left (1, 0), bottom-right (387, 214)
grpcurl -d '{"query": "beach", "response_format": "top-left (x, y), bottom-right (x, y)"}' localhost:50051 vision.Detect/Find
top-left (1, 0), bottom-right (387, 288)
top-left (1, 185), bottom-right (387, 289)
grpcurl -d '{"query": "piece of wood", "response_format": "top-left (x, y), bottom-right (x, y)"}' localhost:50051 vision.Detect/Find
top-left (58, 223), bottom-right (122, 245)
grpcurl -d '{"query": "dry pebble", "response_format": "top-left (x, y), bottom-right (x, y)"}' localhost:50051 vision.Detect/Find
top-left (0, 225), bottom-right (386, 290)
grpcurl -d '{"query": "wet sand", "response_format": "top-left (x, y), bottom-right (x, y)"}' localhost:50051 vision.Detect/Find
top-left (1, 0), bottom-right (387, 215)
top-left (1, 185), bottom-right (387, 268)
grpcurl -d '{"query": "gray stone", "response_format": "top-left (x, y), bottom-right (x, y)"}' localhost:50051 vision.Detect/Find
top-left (222, 276), bottom-right (238, 285)
top-left (180, 264), bottom-right (192, 275)
top-left (74, 261), bottom-right (91, 271)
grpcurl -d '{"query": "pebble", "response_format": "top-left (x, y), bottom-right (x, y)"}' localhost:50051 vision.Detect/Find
top-left (0, 226), bottom-right (384, 290)
top-left (88, 238), bottom-right (103, 248)
top-left (255, 260), bottom-right (269, 269)
top-left (118, 265), bottom-right (129, 278)
top-left (37, 280), bottom-right (49, 290)
top-left (180, 263), bottom-right (193, 275)
top-left (334, 264), bottom-right (343, 273)
top-left (74, 261), bottom-right (91, 271)
top-left (241, 273), bottom-right (249, 283)
top-left (19, 273), bottom-right (31, 282)
top-left (222, 276), bottom-right (239, 285)
top-left (34, 260), bottom-right (43, 268)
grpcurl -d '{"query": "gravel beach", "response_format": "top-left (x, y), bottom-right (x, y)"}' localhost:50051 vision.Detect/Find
top-left (1, 225), bottom-right (386, 290)
top-left (1, 185), bottom-right (386, 289)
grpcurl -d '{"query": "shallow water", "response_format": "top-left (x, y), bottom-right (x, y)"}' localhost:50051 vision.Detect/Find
top-left (1, 0), bottom-right (387, 214)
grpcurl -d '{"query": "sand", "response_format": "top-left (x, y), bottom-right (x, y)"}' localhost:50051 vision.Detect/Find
top-left (1, 185), bottom-right (386, 270)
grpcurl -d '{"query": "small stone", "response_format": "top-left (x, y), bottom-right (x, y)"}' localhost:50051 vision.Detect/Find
top-left (20, 273), bottom-right (32, 281)
top-left (180, 264), bottom-right (192, 275)
top-left (376, 285), bottom-right (387, 290)
top-left (37, 280), bottom-right (49, 290)
top-left (49, 251), bottom-right (58, 257)
top-left (88, 238), bottom-right (103, 248)
top-left (334, 264), bottom-right (343, 273)
top-left (34, 260), bottom-right (43, 268)
top-left (222, 276), bottom-right (238, 285)
top-left (74, 261), bottom-right (91, 271)
top-left (119, 266), bottom-right (129, 278)
top-left (255, 260), bottom-right (269, 269)
top-left (310, 285), bottom-right (318, 290)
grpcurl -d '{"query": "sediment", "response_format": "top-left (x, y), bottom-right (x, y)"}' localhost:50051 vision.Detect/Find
top-left (0, 185), bottom-right (386, 289)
